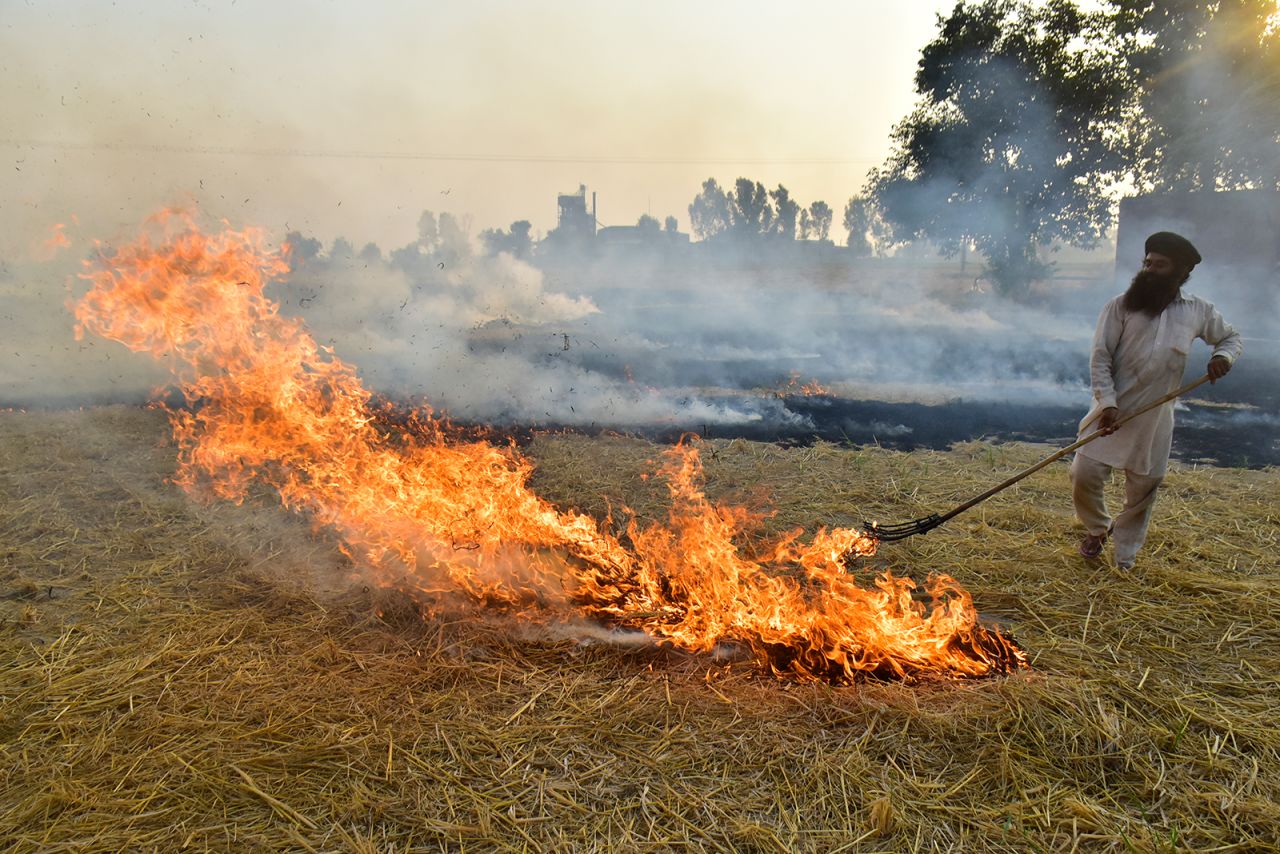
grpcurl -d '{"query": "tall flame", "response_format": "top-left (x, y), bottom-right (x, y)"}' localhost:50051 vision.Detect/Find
top-left (73, 212), bottom-right (1024, 682)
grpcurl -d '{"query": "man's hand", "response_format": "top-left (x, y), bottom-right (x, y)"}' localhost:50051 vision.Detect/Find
top-left (1208, 355), bottom-right (1232, 384)
top-left (1098, 406), bottom-right (1119, 435)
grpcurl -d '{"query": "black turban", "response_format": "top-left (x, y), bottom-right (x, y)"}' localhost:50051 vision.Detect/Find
top-left (1145, 231), bottom-right (1202, 269)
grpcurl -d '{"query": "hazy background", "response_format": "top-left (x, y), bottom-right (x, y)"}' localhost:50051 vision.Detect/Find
top-left (3, 1), bottom-right (1274, 466)
top-left (2, 0), bottom-right (955, 254)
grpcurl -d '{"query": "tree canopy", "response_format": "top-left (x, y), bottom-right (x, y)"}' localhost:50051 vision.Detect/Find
top-left (1114, 0), bottom-right (1280, 192)
top-left (870, 0), bottom-right (1280, 293)
top-left (869, 0), bottom-right (1129, 293)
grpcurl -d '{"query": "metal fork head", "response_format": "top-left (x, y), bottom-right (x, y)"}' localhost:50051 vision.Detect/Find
top-left (862, 514), bottom-right (945, 542)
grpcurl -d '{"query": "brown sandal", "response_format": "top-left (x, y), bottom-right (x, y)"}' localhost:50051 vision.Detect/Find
top-left (1079, 531), bottom-right (1107, 559)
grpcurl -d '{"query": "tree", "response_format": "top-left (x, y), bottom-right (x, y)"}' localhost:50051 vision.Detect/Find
top-left (417, 211), bottom-right (439, 251)
top-left (869, 0), bottom-right (1129, 295)
top-left (808, 200), bottom-right (833, 242)
top-left (664, 215), bottom-right (679, 233)
top-left (436, 213), bottom-right (471, 266)
top-left (843, 197), bottom-right (873, 257)
top-left (636, 214), bottom-right (661, 236)
top-left (729, 178), bottom-right (774, 236)
top-left (330, 237), bottom-right (354, 259)
top-left (480, 220), bottom-right (534, 258)
top-left (688, 178), bottom-right (731, 239)
top-left (283, 231), bottom-right (322, 266)
top-left (1111, 0), bottom-right (1280, 191)
top-left (799, 209), bottom-right (813, 240)
top-left (769, 184), bottom-right (800, 238)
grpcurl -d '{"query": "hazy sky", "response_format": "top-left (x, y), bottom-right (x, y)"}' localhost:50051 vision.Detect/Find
top-left (2, 0), bottom-right (956, 255)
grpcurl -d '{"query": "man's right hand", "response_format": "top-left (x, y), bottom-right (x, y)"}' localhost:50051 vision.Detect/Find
top-left (1098, 407), bottom-right (1120, 435)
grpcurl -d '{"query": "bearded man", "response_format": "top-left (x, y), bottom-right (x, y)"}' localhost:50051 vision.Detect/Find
top-left (1072, 231), bottom-right (1243, 568)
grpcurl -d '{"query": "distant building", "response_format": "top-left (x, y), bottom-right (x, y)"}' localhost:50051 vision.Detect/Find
top-left (596, 225), bottom-right (690, 248)
top-left (541, 185), bottom-right (690, 255)
top-left (556, 185), bottom-right (597, 242)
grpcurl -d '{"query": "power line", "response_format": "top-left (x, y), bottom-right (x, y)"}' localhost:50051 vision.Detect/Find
top-left (1, 137), bottom-right (883, 167)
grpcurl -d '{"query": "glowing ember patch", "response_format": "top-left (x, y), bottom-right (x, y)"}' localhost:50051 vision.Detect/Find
top-left (73, 212), bottom-right (1026, 683)
top-left (779, 370), bottom-right (829, 397)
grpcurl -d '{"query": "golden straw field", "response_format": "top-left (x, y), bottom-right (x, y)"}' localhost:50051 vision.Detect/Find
top-left (2, 406), bottom-right (1278, 852)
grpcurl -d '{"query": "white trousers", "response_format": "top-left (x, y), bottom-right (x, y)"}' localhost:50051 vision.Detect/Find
top-left (1070, 453), bottom-right (1164, 565)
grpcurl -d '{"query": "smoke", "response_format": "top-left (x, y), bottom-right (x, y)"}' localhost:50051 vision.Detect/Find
top-left (268, 224), bottom-right (809, 429)
top-left (0, 253), bottom-right (170, 407)
top-left (269, 224), bottom-right (1119, 431)
top-left (5, 207), bottom-right (1276, 469)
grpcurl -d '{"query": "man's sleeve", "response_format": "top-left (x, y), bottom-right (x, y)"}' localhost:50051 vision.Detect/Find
top-left (1090, 299), bottom-right (1122, 410)
top-left (1201, 303), bottom-right (1244, 364)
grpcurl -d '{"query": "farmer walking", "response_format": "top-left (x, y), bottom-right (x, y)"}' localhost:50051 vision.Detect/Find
top-left (1072, 232), bottom-right (1243, 568)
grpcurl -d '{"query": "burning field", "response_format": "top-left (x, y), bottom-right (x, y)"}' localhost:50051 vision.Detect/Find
top-left (2, 217), bottom-right (1279, 850)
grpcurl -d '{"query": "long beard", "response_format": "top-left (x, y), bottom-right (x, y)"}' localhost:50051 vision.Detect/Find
top-left (1123, 270), bottom-right (1182, 316)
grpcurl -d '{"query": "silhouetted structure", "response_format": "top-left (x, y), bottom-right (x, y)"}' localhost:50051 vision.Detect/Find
top-left (556, 185), bottom-right (596, 241)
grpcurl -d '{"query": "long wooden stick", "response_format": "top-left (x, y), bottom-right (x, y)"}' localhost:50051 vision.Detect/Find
top-left (929, 373), bottom-right (1212, 526)
top-left (865, 374), bottom-right (1216, 542)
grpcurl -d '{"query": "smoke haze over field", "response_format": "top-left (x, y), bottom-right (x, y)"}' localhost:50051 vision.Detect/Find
top-left (5, 209), bottom-right (1277, 468)
top-left (0, 216), bottom-right (1136, 418)
top-left (3, 2), bottom-right (1276, 465)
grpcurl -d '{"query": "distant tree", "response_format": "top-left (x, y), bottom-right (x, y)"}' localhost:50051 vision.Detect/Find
top-left (769, 184), bottom-right (800, 239)
top-left (688, 178), bottom-right (731, 239)
top-left (1111, 0), bottom-right (1280, 191)
top-left (842, 197), bottom-right (873, 257)
top-left (389, 243), bottom-right (423, 272)
top-left (663, 215), bottom-right (679, 233)
top-left (436, 213), bottom-right (471, 266)
top-left (358, 242), bottom-right (382, 263)
top-left (808, 200), bottom-right (833, 242)
top-left (480, 220), bottom-right (534, 258)
top-left (330, 237), bottom-right (354, 259)
top-left (869, 208), bottom-right (894, 257)
top-left (283, 231), bottom-right (323, 265)
top-left (729, 178), bottom-right (774, 236)
top-left (636, 214), bottom-right (661, 235)
top-left (508, 220), bottom-right (532, 256)
top-left (798, 209), bottom-right (813, 240)
top-left (417, 211), bottom-right (439, 251)
top-left (869, 0), bottom-right (1129, 295)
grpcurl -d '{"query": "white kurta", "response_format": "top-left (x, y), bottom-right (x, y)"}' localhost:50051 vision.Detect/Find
top-left (1078, 293), bottom-right (1243, 478)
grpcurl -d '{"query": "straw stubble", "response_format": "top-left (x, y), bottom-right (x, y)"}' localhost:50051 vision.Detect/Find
top-left (1, 406), bottom-right (1277, 851)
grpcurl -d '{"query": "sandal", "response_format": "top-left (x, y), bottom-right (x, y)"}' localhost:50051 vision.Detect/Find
top-left (1079, 531), bottom-right (1107, 559)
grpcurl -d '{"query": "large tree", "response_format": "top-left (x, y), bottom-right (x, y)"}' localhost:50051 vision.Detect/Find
top-left (869, 0), bottom-right (1129, 294)
top-left (1113, 0), bottom-right (1280, 191)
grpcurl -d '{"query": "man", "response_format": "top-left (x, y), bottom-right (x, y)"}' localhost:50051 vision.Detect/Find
top-left (1072, 231), bottom-right (1243, 568)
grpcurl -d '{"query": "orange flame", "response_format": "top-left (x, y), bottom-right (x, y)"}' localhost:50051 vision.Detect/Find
top-left (72, 212), bottom-right (1024, 682)
top-left (780, 370), bottom-right (829, 397)
top-left (38, 222), bottom-right (72, 259)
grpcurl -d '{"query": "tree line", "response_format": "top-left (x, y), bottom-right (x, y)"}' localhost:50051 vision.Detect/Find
top-left (685, 178), bottom-right (882, 254)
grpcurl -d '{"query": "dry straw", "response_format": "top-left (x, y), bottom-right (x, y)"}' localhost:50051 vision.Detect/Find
top-left (2, 406), bottom-right (1277, 851)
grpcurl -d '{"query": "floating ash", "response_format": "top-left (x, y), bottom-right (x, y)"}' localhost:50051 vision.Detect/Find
top-left (71, 211), bottom-right (1026, 683)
